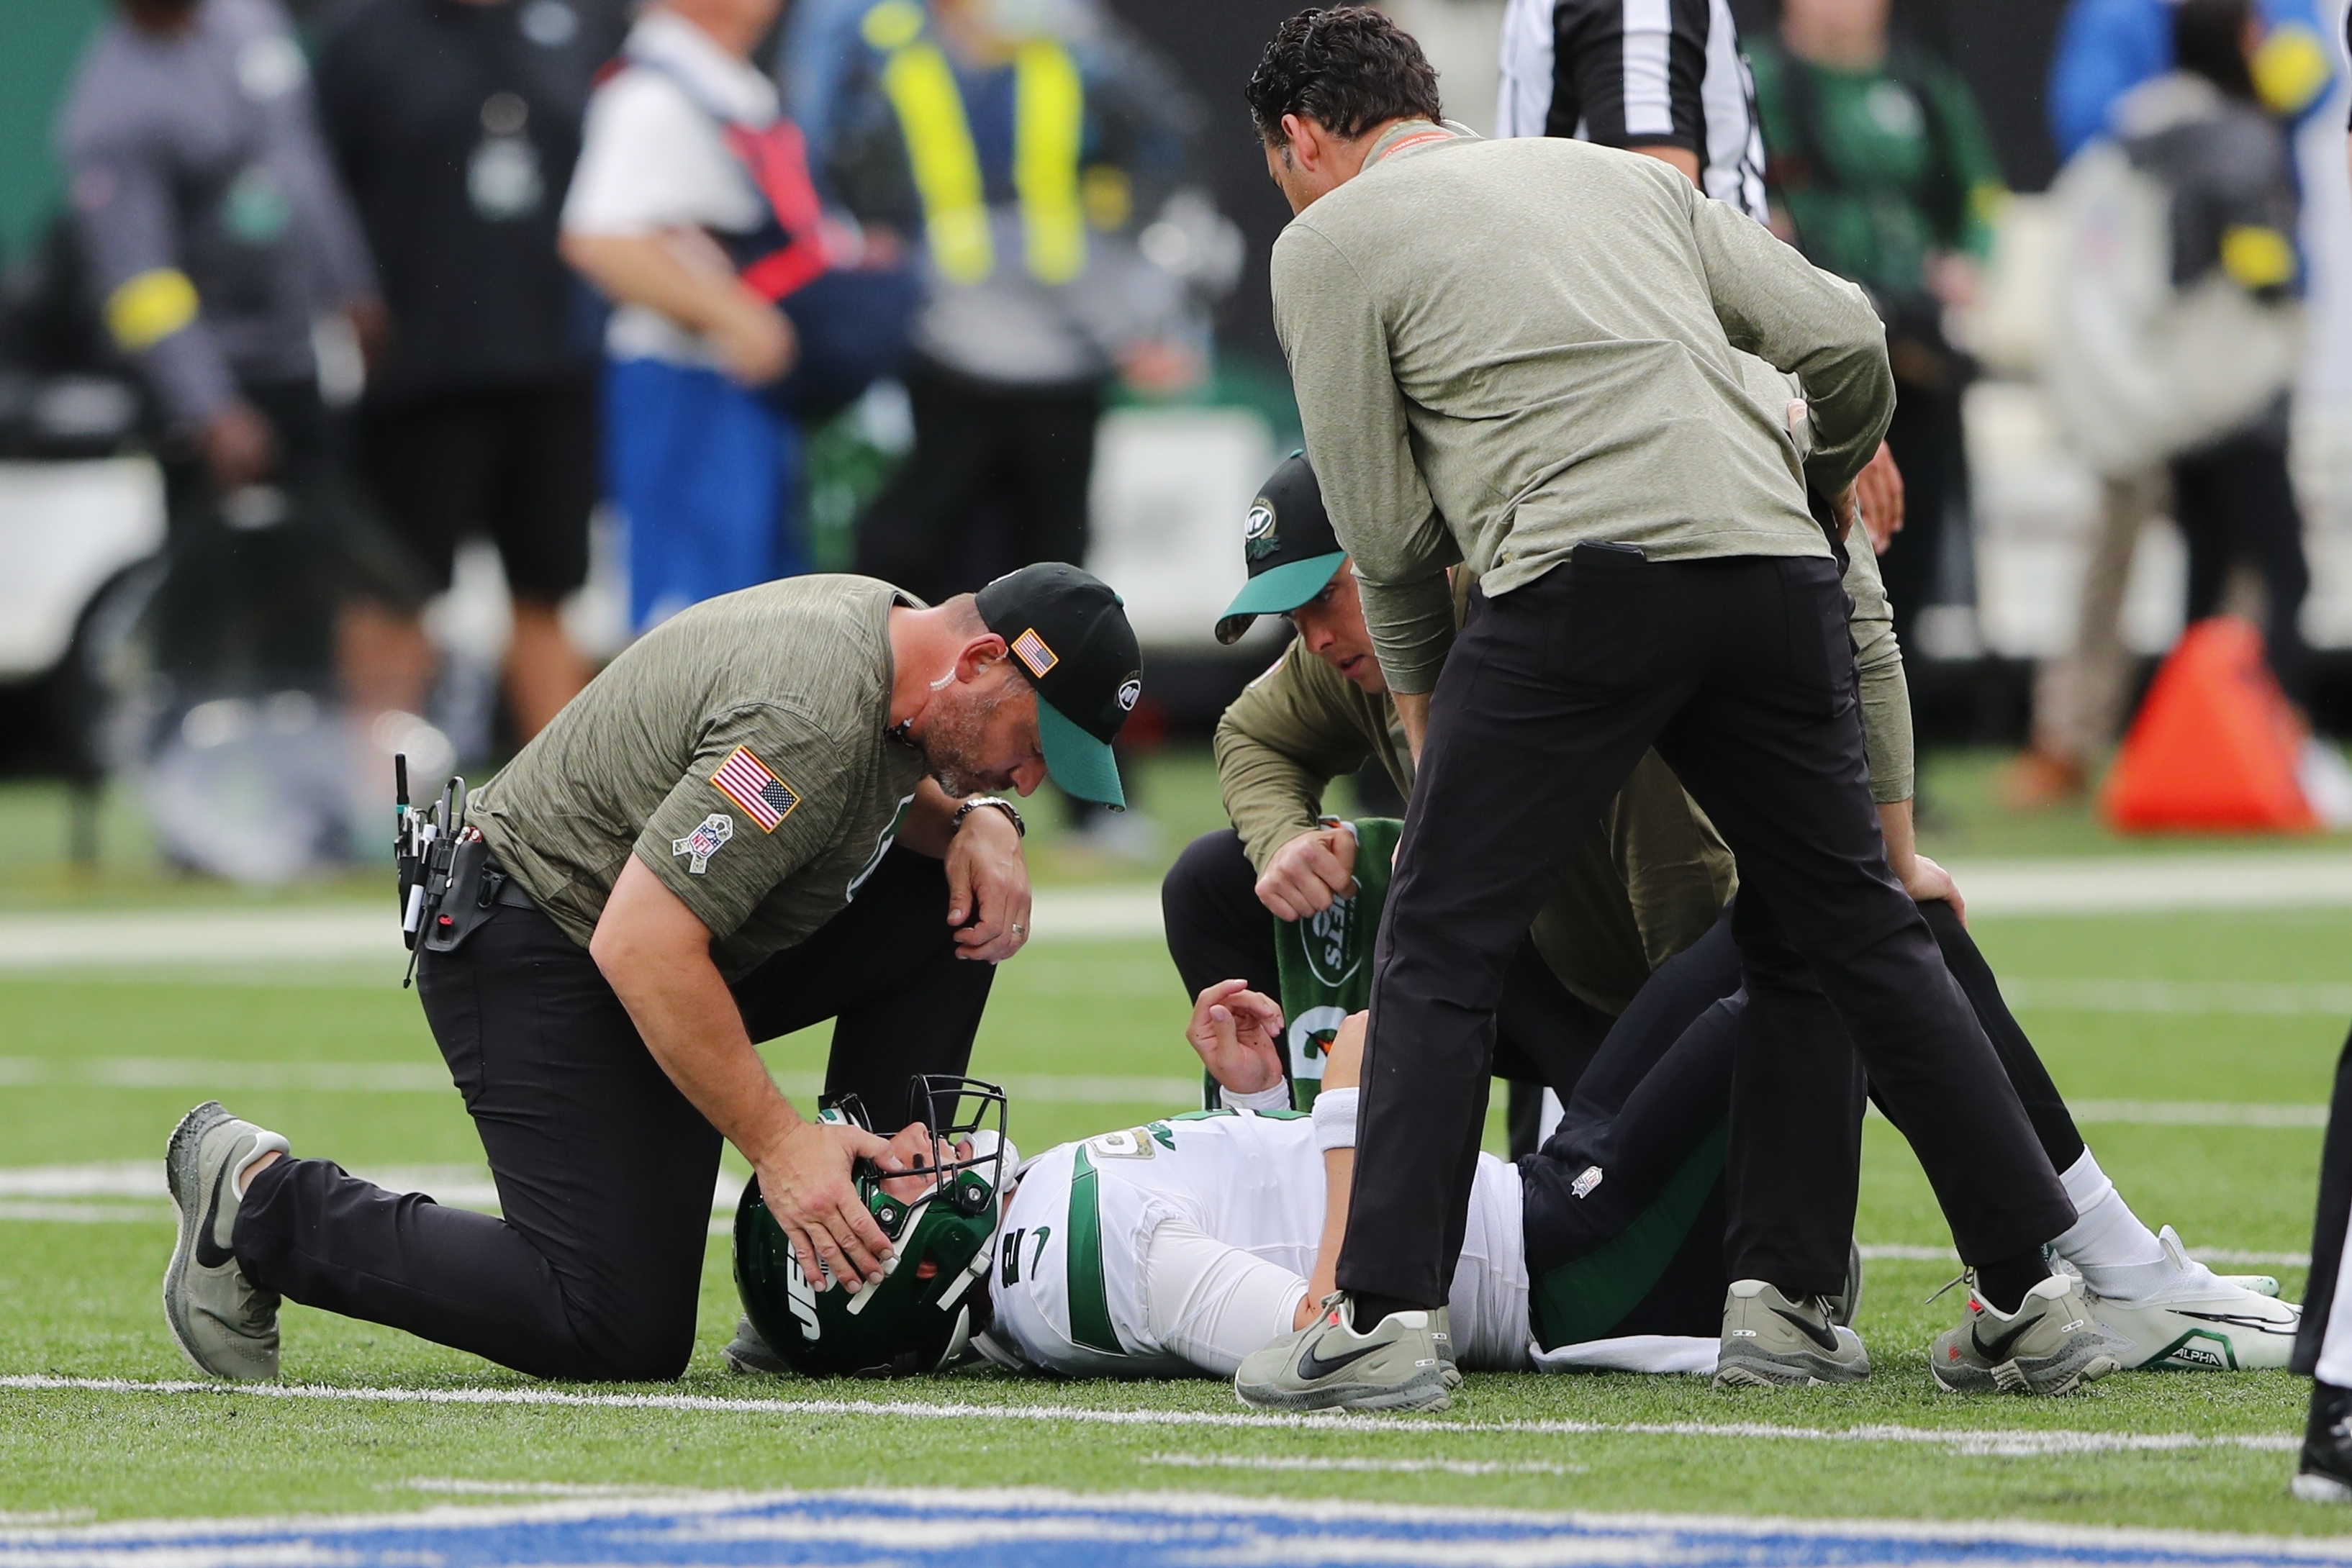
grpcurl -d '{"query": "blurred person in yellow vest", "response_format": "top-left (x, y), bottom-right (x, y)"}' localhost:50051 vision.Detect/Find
top-left (825, 0), bottom-right (1208, 607)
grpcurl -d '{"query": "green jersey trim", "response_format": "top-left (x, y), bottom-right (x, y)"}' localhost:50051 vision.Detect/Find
top-left (1530, 1121), bottom-right (1727, 1349)
top-left (1064, 1146), bottom-right (1124, 1356)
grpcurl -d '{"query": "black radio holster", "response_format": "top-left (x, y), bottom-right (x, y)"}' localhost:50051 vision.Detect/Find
top-left (420, 833), bottom-right (507, 956)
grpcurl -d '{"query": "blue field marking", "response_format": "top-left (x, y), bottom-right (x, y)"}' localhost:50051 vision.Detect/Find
top-left (7, 1488), bottom-right (2352, 1567)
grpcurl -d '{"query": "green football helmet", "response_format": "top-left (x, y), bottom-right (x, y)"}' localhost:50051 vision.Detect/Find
top-left (732, 1076), bottom-right (1015, 1378)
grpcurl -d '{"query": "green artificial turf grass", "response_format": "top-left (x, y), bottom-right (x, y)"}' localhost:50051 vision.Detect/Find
top-left (0, 912), bottom-right (2347, 1535)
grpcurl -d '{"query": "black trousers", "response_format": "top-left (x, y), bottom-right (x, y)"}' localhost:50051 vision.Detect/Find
top-left (1522, 899), bottom-right (2090, 1341)
top-left (1339, 553), bottom-right (2074, 1308)
top-left (1878, 373), bottom-right (1967, 658)
top-left (852, 358), bottom-right (1102, 607)
top-left (234, 846), bottom-right (994, 1382)
top-left (1159, 828), bottom-right (1618, 1112)
top-left (360, 379), bottom-right (598, 601)
top-left (2172, 427), bottom-right (2312, 707)
top-left (2293, 1022), bottom-right (2352, 1379)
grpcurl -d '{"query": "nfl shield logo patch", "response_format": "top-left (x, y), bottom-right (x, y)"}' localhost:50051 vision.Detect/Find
top-left (672, 813), bottom-right (733, 874)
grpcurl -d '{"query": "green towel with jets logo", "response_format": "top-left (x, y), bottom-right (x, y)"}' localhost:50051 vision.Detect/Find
top-left (1204, 817), bottom-right (1403, 1112)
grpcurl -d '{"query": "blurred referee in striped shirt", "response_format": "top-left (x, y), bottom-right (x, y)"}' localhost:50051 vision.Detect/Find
top-left (1498, 1), bottom-right (1907, 581)
top-left (1497, 0), bottom-right (1768, 219)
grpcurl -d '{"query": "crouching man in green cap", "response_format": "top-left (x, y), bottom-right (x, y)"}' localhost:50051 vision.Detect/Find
top-left (162, 565), bottom-right (1143, 1384)
top-left (1162, 453), bottom-right (1735, 1123)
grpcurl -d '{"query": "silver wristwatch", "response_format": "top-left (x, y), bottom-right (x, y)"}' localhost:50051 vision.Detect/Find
top-left (951, 795), bottom-right (1026, 838)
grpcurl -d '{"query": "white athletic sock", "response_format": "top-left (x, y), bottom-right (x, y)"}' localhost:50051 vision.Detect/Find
top-left (2050, 1149), bottom-right (2171, 1300)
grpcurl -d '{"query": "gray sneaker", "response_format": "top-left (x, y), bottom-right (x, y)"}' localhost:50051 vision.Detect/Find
top-left (722, 1316), bottom-right (790, 1375)
top-left (1932, 1273), bottom-right (2130, 1395)
top-left (1234, 1294), bottom-right (1458, 1413)
top-left (1714, 1279), bottom-right (1871, 1388)
top-left (162, 1101), bottom-right (289, 1381)
top-left (1825, 1241), bottom-right (1865, 1330)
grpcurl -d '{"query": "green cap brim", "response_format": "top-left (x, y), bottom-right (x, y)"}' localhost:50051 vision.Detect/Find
top-left (1036, 696), bottom-right (1126, 810)
top-left (1213, 552), bottom-right (1347, 645)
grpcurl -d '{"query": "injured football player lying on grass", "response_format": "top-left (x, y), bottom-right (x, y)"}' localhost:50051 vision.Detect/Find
top-left (727, 979), bottom-right (2297, 1388)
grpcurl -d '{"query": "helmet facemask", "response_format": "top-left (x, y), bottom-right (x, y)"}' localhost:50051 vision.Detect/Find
top-left (732, 1076), bottom-right (1015, 1378)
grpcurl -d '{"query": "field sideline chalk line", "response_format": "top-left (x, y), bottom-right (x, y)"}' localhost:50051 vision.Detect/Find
top-left (0, 1375), bottom-right (2299, 1456)
top-left (2, 853), bottom-right (2351, 972)
top-left (10, 1483), bottom-right (2352, 1568)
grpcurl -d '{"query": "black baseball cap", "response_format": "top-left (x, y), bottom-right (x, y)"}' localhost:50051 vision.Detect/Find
top-left (1215, 452), bottom-right (1346, 645)
top-left (976, 563), bottom-right (1141, 810)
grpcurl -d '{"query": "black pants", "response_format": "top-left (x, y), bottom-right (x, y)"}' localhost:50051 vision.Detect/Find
top-left (234, 846), bottom-right (994, 1382)
top-left (2294, 1022), bottom-right (2352, 1379)
top-left (853, 359), bottom-right (1102, 606)
top-left (1339, 553), bottom-right (2073, 1308)
top-left (2172, 427), bottom-right (2312, 707)
top-left (361, 380), bottom-right (597, 601)
top-left (1522, 899), bottom-right (2089, 1342)
top-left (1878, 373), bottom-right (1967, 658)
top-left (1159, 828), bottom-right (1618, 1114)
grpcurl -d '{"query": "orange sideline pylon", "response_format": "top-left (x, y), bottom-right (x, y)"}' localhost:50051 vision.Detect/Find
top-left (2101, 616), bottom-right (2315, 833)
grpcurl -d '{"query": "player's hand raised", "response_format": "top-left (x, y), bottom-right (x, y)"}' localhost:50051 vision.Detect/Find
top-left (1185, 979), bottom-right (1286, 1096)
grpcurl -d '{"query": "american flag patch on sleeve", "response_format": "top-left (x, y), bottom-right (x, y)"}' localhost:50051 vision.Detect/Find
top-left (710, 746), bottom-right (800, 832)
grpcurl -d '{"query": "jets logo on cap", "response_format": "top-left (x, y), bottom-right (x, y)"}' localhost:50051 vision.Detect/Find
top-left (1117, 677), bottom-right (1141, 712)
top-left (1244, 499), bottom-right (1279, 563)
top-left (1012, 627), bottom-right (1058, 678)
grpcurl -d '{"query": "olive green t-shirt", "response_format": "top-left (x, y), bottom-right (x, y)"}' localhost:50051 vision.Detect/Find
top-left (471, 576), bottom-right (928, 980)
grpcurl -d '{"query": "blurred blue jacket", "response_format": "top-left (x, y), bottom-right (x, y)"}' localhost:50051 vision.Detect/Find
top-left (2050, 0), bottom-right (2337, 158)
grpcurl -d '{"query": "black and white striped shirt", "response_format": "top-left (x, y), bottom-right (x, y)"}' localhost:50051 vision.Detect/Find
top-left (1496, 0), bottom-right (1768, 222)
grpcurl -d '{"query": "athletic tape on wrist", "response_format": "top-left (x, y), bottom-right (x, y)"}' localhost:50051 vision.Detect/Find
top-left (1219, 1080), bottom-right (1293, 1112)
top-left (1312, 1086), bottom-right (1360, 1151)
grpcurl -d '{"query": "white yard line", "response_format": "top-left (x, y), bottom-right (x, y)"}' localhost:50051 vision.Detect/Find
top-left (1948, 853), bottom-right (2352, 914)
top-left (0, 1059), bottom-right (1198, 1105)
top-left (0, 1375), bottom-right (2300, 1456)
top-left (1, 854), bottom-right (2350, 974)
top-left (1144, 1454), bottom-right (1583, 1477)
top-left (1865, 1098), bottom-right (2329, 1128)
top-left (4, 1060), bottom-right (2333, 1133)
top-left (0, 1160), bottom-right (2322, 1275)
top-left (2001, 978), bottom-right (2352, 1015)
top-left (1858, 1242), bottom-right (2310, 1267)
top-left (0, 886), bottom-right (1164, 973)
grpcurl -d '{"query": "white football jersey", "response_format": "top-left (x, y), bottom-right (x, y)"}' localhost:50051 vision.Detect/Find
top-left (987, 1109), bottom-right (1532, 1377)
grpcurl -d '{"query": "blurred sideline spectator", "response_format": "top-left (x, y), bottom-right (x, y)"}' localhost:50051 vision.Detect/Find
top-left (2050, 0), bottom-right (2335, 162)
top-left (2132, 0), bottom-right (2310, 716)
top-left (55, 0), bottom-right (417, 718)
top-left (779, 0), bottom-right (888, 173)
top-left (1749, 0), bottom-right (2004, 661)
top-left (2021, 0), bottom-right (2310, 806)
top-left (2007, 0), bottom-right (2333, 806)
top-left (828, 0), bottom-right (1202, 608)
top-left (560, 0), bottom-right (804, 632)
top-left (317, 0), bottom-right (605, 743)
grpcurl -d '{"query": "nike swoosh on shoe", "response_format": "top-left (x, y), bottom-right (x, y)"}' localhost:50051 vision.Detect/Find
top-left (1297, 1338), bottom-right (1384, 1382)
top-left (1770, 1306), bottom-right (1840, 1354)
top-left (1971, 1313), bottom-right (2036, 1364)
top-left (193, 1172), bottom-right (236, 1271)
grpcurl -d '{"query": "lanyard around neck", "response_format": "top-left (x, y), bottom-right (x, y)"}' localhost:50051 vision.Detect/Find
top-left (1369, 124), bottom-right (1456, 166)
